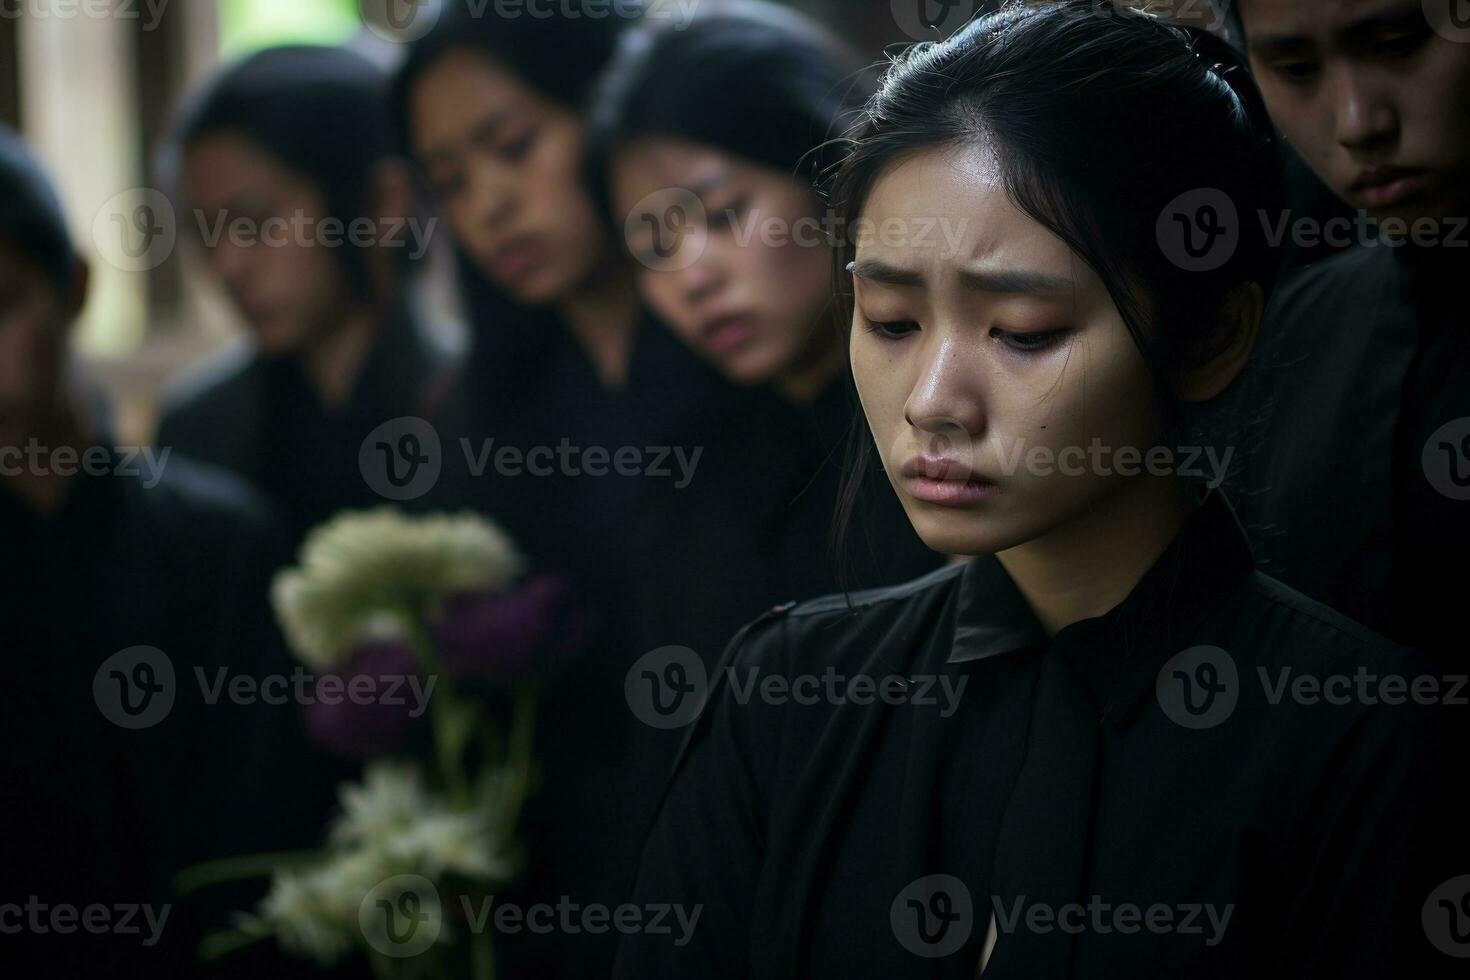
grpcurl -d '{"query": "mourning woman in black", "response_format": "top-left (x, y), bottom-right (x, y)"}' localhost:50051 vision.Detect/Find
top-left (389, 0), bottom-right (741, 556)
top-left (585, 0), bottom-right (942, 674)
top-left (156, 45), bottom-right (454, 545)
top-left (617, 5), bottom-right (1464, 978)
top-left (0, 124), bottom-right (301, 977)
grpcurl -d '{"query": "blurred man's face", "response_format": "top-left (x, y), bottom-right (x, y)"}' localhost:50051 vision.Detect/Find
top-left (0, 241), bottom-right (71, 435)
top-left (1243, 0), bottom-right (1470, 224)
top-left (182, 132), bottom-right (355, 356)
top-left (408, 48), bottom-right (610, 307)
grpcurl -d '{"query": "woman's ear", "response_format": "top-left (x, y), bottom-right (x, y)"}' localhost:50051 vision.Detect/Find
top-left (1176, 280), bottom-right (1263, 403)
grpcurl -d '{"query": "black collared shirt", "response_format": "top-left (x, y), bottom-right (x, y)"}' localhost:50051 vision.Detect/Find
top-left (615, 491), bottom-right (1465, 978)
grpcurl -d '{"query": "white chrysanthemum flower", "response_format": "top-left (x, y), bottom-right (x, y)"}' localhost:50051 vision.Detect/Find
top-left (330, 762), bottom-right (432, 850)
top-left (256, 850), bottom-right (390, 966)
top-left (382, 807), bottom-right (517, 882)
top-left (272, 508), bottom-right (524, 669)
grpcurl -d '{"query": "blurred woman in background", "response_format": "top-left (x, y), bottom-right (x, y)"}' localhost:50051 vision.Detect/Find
top-left (156, 44), bottom-right (454, 545)
top-left (587, 0), bottom-right (943, 669)
top-left (389, 4), bottom-right (747, 975)
top-left (389, 0), bottom-right (740, 558)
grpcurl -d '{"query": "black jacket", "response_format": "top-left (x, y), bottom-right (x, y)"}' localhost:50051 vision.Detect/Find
top-left (1215, 244), bottom-right (1470, 656)
top-left (616, 490), bottom-right (1465, 978)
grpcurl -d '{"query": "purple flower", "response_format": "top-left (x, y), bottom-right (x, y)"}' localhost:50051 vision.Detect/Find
top-left (431, 575), bottom-right (584, 682)
top-left (301, 639), bottom-right (421, 759)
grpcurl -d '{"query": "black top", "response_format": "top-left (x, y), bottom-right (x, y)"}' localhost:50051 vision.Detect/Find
top-left (627, 374), bottom-right (944, 665)
top-left (156, 306), bottom-right (455, 544)
top-left (615, 490), bottom-right (1465, 978)
top-left (1216, 244), bottom-right (1470, 655)
top-left (426, 309), bottom-right (754, 978)
top-left (618, 374), bottom-right (946, 895)
top-left (0, 450), bottom-right (343, 976)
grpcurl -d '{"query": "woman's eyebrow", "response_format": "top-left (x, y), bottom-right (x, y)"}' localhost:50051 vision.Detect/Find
top-left (686, 171), bottom-right (730, 197)
top-left (848, 259), bottom-right (924, 286)
top-left (957, 267), bottom-right (1073, 296)
top-left (849, 260), bottom-right (1072, 297)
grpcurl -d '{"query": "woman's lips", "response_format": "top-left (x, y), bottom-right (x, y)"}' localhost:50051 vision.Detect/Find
top-left (1351, 169), bottom-right (1429, 210)
top-left (701, 315), bottom-right (757, 357)
top-left (901, 456), bottom-right (998, 506)
top-left (903, 475), bottom-right (999, 506)
top-left (488, 238), bottom-right (544, 283)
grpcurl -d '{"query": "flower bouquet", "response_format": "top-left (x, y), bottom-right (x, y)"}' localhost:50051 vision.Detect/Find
top-left (179, 509), bottom-right (579, 978)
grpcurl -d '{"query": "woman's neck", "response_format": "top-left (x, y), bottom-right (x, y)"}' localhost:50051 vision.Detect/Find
top-left (997, 475), bottom-right (1194, 636)
top-left (300, 304), bottom-right (381, 410)
top-left (557, 264), bottom-right (641, 392)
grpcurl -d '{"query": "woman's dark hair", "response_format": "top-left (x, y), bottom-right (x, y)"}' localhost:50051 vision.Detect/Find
top-left (389, 0), bottom-right (641, 157)
top-left (583, 0), bottom-right (870, 214)
top-left (830, 1), bottom-right (1283, 565)
top-left (0, 123), bottom-right (76, 297)
top-left (160, 44), bottom-right (400, 300)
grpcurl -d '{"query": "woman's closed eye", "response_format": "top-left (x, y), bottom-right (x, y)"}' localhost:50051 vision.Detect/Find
top-left (864, 318), bottom-right (920, 340)
top-left (708, 194), bottom-right (751, 232)
top-left (991, 326), bottom-right (1069, 353)
top-left (498, 128), bottom-right (539, 163)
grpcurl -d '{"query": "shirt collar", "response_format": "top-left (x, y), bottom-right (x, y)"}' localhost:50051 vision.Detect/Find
top-left (948, 488), bottom-right (1256, 727)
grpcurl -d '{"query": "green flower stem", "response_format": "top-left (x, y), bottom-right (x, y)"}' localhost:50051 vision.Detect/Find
top-left (402, 609), bottom-right (471, 806)
top-left (472, 926), bottom-right (496, 980)
top-left (173, 850), bottom-right (323, 894)
top-left (197, 925), bottom-right (273, 962)
top-left (497, 683), bottom-right (537, 836)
